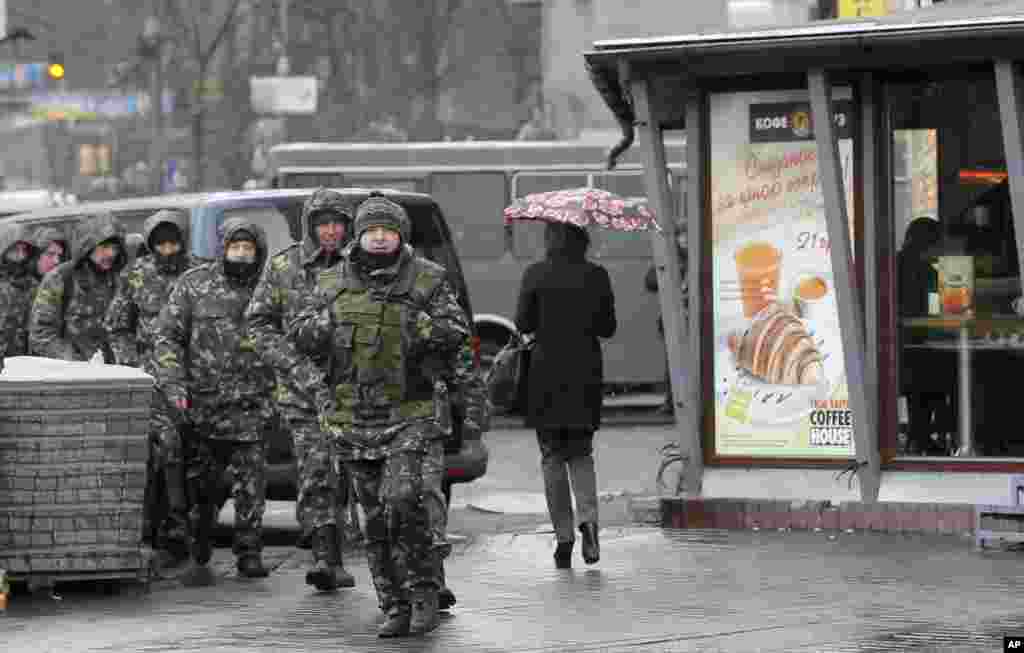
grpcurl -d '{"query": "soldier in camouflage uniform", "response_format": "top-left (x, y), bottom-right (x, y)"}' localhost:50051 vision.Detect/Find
top-left (288, 193), bottom-right (481, 637)
top-left (31, 226), bottom-right (67, 281)
top-left (245, 188), bottom-right (357, 592)
top-left (0, 223), bottom-right (40, 360)
top-left (152, 217), bottom-right (276, 586)
top-left (105, 209), bottom-right (203, 566)
top-left (29, 213), bottom-right (126, 362)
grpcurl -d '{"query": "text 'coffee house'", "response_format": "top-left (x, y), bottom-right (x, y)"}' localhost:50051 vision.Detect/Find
top-left (585, 0), bottom-right (1024, 533)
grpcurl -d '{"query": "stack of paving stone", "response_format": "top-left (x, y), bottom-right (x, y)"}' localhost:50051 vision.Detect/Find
top-left (0, 357), bottom-right (154, 590)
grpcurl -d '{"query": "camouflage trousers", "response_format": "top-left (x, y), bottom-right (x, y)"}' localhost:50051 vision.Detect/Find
top-left (142, 397), bottom-right (187, 549)
top-left (290, 419), bottom-right (349, 535)
top-left (187, 438), bottom-right (266, 555)
top-left (346, 439), bottom-right (448, 613)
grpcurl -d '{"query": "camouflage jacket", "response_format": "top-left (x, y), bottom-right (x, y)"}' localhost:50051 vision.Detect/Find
top-left (105, 253), bottom-right (203, 372)
top-left (0, 223), bottom-right (39, 358)
top-left (28, 213), bottom-right (126, 362)
top-left (105, 207), bottom-right (201, 373)
top-left (152, 219), bottom-right (275, 441)
top-left (246, 238), bottom-right (342, 418)
top-left (288, 245), bottom-right (487, 458)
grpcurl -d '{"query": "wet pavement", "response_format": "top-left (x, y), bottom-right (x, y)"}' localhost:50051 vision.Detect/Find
top-left (4, 526), bottom-right (1023, 652)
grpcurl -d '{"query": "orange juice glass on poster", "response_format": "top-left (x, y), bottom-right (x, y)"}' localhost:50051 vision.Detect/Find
top-left (734, 241), bottom-right (782, 317)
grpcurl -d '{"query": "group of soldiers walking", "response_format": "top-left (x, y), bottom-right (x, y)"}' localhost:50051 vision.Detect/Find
top-left (0, 188), bottom-right (490, 638)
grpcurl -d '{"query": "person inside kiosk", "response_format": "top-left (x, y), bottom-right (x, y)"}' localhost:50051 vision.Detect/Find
top-left (894, 71), bottom-right (1022, 457)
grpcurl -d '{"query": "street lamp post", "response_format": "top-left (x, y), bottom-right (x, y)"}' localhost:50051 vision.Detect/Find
top-left (139, 15), bottom-right (165, 195)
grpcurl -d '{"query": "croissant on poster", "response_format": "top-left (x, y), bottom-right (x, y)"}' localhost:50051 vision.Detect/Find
top-left (727, 303), bottom-right (824, 386)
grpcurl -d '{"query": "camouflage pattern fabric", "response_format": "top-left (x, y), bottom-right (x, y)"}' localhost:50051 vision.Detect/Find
top-left (151, 218), bottom-right (275, 443)
top-left (292, 419), bottom-right (348, 532)
top-left (346, 439), bottom-right (446, 612)
top-left (287, 229), bottom-right (479, 614)
top-left (188, 439), bottom-right (266, 555)
top-left (28, 213), bottom-right (127, 362)
top-left (287, 244), bottom-right (475, 460)
top-left (246, 189), bottom-right (352, 534)
top-left (0, 223), bottom-right (39, 358)
top-left (105, 210), bottom-right (201, 372)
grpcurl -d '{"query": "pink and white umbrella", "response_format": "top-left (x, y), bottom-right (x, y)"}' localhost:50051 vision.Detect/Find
top-left (503, 187), bottom-right (659, 232)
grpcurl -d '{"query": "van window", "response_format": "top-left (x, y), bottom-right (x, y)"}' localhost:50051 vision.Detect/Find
top-left (589, 229), bottom-right (653, 260)
top-left (348, 179), bottom-right (422, 193)
top-left (281, 172), bottom-right (343, 188)
top-left (593, 173), bottom-right (645, 198)
top-left (430, 172), bottom-right (507, 259)
top-left (108, 209), bottom-right (159, 235)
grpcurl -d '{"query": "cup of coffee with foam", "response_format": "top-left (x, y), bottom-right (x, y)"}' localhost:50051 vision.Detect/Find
top-left (793, 273), bottom-right (836, 325)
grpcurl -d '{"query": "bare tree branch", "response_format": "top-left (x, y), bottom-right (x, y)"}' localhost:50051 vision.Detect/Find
top-left (202, 0), bottom-right (243, 64)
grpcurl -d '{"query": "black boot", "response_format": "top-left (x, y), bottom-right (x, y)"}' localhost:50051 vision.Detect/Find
top-left (580, 522), bottom-right (600, 565)
top-left (306, 525), bottom-right (355, 591)
top-left (378, 605), bottom-right (411, 638)
top-left (236, 553), bottom-right (269, 578)
top-left (409, 585), bottom-right (440, 635)
top-left (235, 528), bottom-right (269, 578)
top-left (554, 541), bottom-right (573, 569)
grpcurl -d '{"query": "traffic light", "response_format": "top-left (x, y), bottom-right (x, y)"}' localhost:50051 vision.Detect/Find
top-left (47, 53), bottom-right (65, 81)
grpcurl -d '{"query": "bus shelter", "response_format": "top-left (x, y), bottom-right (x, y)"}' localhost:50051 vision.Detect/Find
top-left (586, 0), bottom-right (1024, 507)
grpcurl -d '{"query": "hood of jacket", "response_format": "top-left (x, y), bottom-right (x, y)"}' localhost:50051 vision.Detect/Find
top-left (32, 226), bottom-right (67, 253)
top-left (221, 215), bottom-right (268, 269)
top-left (0, 223), bottom-right (36, 273)
top-left (71, 211), bottom-right (127, 273)
top-left (143, 208), bottom-right (190, 252)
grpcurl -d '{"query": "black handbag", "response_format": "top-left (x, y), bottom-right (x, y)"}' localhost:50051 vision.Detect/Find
top-left (485, 332), bottom-right (534, 411)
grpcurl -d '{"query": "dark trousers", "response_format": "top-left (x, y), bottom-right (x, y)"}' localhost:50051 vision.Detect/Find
top-left (536, 428), bottom-right (598, 544)
top-left (906, 392), bottom-right (950, 454)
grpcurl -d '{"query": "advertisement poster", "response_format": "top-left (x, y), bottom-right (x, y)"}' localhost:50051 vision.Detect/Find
top-left (711, 90), bottom-right (856, 458)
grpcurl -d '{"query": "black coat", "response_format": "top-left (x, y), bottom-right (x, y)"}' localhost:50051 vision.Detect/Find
top-left (514, 254), bottom-right (617, 430)
top-left (897, 248), bottom-right (953, 394)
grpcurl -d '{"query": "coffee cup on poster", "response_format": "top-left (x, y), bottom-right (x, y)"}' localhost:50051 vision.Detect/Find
top-left (793, 272), bottom-right (836, 324)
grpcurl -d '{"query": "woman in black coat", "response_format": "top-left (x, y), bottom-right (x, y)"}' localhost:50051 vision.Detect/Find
top-left (514, 222), bottom-right (617, 568)
top-left (897, 216), bottom-right (953, 455)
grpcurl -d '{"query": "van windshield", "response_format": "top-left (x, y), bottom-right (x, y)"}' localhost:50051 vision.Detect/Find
top-left (192, 204), bottom-right (294, 258)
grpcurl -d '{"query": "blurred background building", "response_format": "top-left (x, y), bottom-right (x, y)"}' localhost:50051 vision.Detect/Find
top-left (0, 0), bottom-right (947, 198)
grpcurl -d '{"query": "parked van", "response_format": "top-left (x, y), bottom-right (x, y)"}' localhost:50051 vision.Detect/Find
top-left (265, 139), bottom-right (688, 390)
top-left (8, 188), bottom-right (488, 500)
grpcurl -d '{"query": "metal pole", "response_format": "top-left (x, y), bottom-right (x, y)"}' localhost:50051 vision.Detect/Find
top-left (632, 75), bottom-right (704, 494)
top-left (808, 69), bottom-right (878, 502)
top-left (995, 61), bottom-right (1024, 325)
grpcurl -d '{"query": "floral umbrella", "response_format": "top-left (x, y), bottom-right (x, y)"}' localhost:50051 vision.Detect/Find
top-left (503, 187), bottom-right (659, 232)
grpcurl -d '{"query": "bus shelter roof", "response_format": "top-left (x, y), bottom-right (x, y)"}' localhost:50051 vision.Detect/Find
top-left (584, 0), bottom-right (1024, 132)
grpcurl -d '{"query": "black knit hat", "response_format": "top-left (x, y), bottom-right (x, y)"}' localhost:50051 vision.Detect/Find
top-left (354, 192), bottom-right (410, 243)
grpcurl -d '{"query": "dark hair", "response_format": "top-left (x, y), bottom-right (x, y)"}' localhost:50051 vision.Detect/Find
top-left (902, 217), bottom-right (941, 253)
top-left (543, 222), bottom-right (590, 261)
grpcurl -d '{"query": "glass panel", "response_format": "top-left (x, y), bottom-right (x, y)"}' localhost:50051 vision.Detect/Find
top-left (709, 88), bottom-right (856, 459)
top-left (112, 209), bottom-right (157, 236)
top-left (346, 178), bottom-right (421, 193)
top-left (891, 68), bottom-right (1021, 458)
top-left (593, 173), bottom-right (646, 198)
top-left (281, 172), bottom-right (343, 188)
top-left (430, 172), bottom-right (507, 259)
